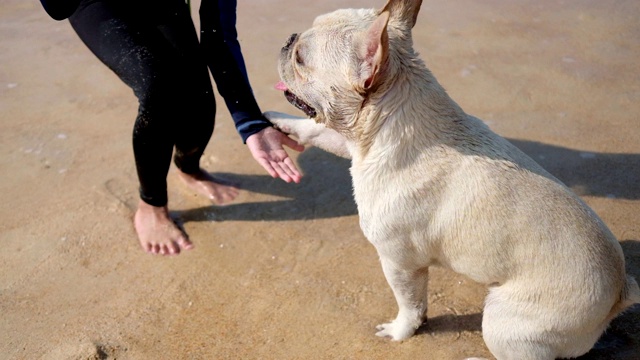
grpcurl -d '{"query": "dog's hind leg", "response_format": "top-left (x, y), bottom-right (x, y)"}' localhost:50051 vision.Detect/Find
top-left (481, 285), bottom-right (602, 360)
top-left (481, 287), bottom-right (557, 360)
top-left (375, 257), bottom-right (429, 341)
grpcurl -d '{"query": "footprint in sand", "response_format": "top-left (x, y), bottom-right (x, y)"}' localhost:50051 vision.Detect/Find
top-left (42, 340), bottom-right (125, 360)
top-left (104, 177), bottom-right (138, 213)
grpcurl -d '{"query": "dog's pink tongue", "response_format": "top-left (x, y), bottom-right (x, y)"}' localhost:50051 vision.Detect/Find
top-left (274, 81), bottom-right (288, 91)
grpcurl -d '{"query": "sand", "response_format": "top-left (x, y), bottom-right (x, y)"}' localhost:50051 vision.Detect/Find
top-left (1, 0), bottom-right (639, 359)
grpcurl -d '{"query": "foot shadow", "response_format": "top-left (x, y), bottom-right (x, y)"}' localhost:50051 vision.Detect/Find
top-left (508, 139), bottom-right (640, 200)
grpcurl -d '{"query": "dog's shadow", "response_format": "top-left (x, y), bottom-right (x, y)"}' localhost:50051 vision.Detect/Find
top-left (417, 313), bottom-right (483, 335)
top-left (508, 139), bottom-right (640, 200)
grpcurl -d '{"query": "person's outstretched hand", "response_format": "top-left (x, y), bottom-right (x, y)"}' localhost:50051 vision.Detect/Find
top-left (246, 126), bottom-right (305, 183)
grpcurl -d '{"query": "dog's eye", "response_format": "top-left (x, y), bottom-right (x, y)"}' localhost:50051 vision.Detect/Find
top-left (295, 50), bottom-right (304, 66)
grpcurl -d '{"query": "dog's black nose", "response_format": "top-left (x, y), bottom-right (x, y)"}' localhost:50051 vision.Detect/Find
top-left (283, 33), bottom-right (298, 52)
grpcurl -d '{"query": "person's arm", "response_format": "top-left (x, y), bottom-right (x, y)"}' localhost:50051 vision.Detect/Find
top-left (199, 0), bottom-right (303, 183)
top-left (199, 0), bottom-right (270, 143)
top-left (39, 0), bottom-right (81, 21)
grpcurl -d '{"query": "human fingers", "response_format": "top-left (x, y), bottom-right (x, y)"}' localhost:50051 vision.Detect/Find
top-left (280, 132), bottom-right (305, 152)
top-left (256, 156), bottom-right (281, 180)
top-left (280, 157), bottom-right (302, 183)
top-left (270, 160), bottom-right (296, 183)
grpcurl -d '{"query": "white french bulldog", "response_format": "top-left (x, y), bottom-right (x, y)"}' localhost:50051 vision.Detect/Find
top-left (266, 0), bottom-right (639, 359)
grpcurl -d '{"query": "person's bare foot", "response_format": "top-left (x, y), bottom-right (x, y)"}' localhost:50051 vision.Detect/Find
top-left (134, 200), bottom-right (193, 255)
top-left (177, 169), bottom-right (239, 205)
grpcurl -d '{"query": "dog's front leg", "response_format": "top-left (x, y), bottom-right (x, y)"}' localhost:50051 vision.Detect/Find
top-left (375, 257), bottom-right (429, 341)
top-left (264, 111), bottom-right (351, 158)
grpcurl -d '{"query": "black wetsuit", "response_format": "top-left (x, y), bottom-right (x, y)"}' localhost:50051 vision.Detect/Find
top-left (40, 0), bottom-right (270, 206)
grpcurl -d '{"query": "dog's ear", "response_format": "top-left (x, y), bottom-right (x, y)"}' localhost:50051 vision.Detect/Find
top-left (356, 11), bottom-right (390, 93)
top-left (380, 0), bottom-right (422, 28)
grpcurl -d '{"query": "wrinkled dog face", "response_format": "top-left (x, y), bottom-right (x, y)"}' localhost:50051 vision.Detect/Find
top-left (277, 9), bottom-right (381, 130)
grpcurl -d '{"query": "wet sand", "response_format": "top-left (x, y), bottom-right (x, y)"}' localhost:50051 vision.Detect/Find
top-left (1, 0), bottom-right (639, 359)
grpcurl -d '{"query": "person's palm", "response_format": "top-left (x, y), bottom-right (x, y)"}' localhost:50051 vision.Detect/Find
top-left (246, 127), bottom-right (304, 183)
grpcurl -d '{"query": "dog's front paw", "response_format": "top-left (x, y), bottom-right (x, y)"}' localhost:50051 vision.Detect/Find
top-left (263, 111), bottom-right (305, 135)
top-left (375, 321), bottom-right (417, 341)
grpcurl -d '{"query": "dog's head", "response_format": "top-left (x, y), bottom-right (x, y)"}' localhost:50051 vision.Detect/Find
top-left (276, 0), bottom-right (422, 135)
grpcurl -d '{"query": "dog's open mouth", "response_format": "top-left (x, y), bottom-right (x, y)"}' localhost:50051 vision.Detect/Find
top-left (275, 81), bottom-right (317, 118)
top-left (284, 90), bottom-right (317, 118)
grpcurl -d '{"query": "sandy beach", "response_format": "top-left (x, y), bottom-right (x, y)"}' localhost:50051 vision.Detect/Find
top-left (1, 0), bottom-right (639, 359)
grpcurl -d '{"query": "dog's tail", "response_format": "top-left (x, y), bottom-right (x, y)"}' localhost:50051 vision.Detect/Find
top-left (605, 275), bottom-right (640, 324)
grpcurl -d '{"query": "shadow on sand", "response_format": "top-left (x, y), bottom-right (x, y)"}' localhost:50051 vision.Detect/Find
top-left (509, 139), bottom-right (640, 200)
top-left (176, 147), bottom-right (356, 223)
top-left (417, 313), bottom-right (483, 335)
top-left (176, 139), bottom-right (639, 223)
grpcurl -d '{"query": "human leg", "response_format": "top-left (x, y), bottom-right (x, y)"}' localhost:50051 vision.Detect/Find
top-left (68, 0), bottom-right (207, 254)
top-left (150, 1), bottom-right (241, 204)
